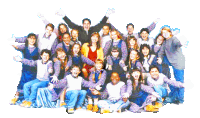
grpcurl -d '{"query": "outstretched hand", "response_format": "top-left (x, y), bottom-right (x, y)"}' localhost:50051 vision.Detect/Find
top-left (106, 8), bottom-right (115, 17)
top-left (37, 12), bottom-right (44, 18)
top-left (13, 55), bottom-right (22, 62)
top-left (55, 9), bottom-right (66, 17)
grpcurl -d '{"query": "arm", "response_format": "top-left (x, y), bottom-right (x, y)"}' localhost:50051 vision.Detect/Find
top-left (12, 44), bottom-right (25, 52)
top-left (81, 54), bottom-right (95, 66)
top-left (91, 16), bottom-right (108, 32)
top-left (126, 79), bottom-right (133, 96)
top-left (109, 22), bottom-right (126, 40)
top-left (21, 58), bottom-right (37, 67)
top-left (141, 84), bottom-right (155, 94)
top-left (15, 36), bottom-right (27, 43)
top-left (53, 60), bottom-right (61, 77)
top-left (66, 55), bottom-right (72, 67)
top-left (163, 76), bottom-right (184, 88)
top-left (53, 77), bottom-right (68, 89)
top-left (103, 40), bottom-right (112, 57)
top-left (136, 61), bottom-right (145, 73)
top-left (121, 41), bottom-right (128, 62)
top-left (120, 83), bottom-right (127, 98)
top-left (63, 16), bottom-right (80, 29)
top-left (94, 70), bottom-right (107, 87)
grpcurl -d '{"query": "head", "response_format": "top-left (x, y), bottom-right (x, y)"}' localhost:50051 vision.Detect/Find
top-left (45, 23), bottom-right (54, 37)
top-left (129, 49), bottom-right (140, 61)
top-left (110, 72), bottom-right (120, 85)
top-left (102, 23), bottom-right (111, 35)
top-left (127, 36), bottom-right (138, 49)
top-left (161, 27), bottom-right (173, 39)
top-left (140, 28), bottom-right (149, 40)
top-left (62, 32), bottom-right (71, 45)
top-left (126, 23), bottom-right (134, 35)
top-left (89, 32), bottom-right (101, 49)
top-left (58, 23), bottom-right (69, 36)
top-left (40, 49), bottom-right (51, 63)
top-left (70, 65), bottom-right (81, 77)
top-left (71, 29), bottom-right (79, 40)
top-left (110, 29), bottom-right (122, 40)
top-left (95, 59), bottom-right (104, 71)
top-left (71, 43), bottom-right (81, 56)
top-left (140, 44), bottom-right (151, 57)
top-left (82, 18), bottom-right (91, 31)
top-left (56, 48), bottom-right (67, 60)
top-left (111, 46), bottom-right (119, 58)
top-left (25, 33), bottom-right (37, 47)
top-left (149, 65), bottom-right (160, 79)
top-left (131, 69), bottom-right (143, 82)
top-left (155, 33), bottom-right (165, 45)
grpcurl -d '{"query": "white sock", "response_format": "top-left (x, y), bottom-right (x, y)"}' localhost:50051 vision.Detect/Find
top-left (94, 99), bottom-right (98, 105)
top-left (88, 98), bottom-right (93, 105)
top-left (15, 96), bottom-right (19, 99)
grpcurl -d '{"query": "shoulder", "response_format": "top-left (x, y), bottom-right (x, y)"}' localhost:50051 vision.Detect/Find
top-left (118, 81), bottom-right (125, 87)
top-left (82, 43), bottom-right (89, 48)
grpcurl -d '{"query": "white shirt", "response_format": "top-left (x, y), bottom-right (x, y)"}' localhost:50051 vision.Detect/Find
top-left (65, 74), bottom-right (83, 92)
top-left (106, 81), bottom-right (125, 100)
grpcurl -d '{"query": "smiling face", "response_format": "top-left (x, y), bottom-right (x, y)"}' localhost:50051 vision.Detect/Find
top-left (102, 25), bottom-right (110, 35)
top-left (142, 46), bottom-right (150, 57)
top-left (127, 25), bottom-right (134, 35)
top-left (57, 51), bottom-right (66, 60)
top-left (45, 26), bottom-right (53, 37)
top-left (111, 50), bottom-right (119, 58)
top-left (129, 38), bottom-right (136, 47)
top-left (63, 33), bottom-right (71, 45)
top-left (132, 70), bottom-right (141, 81)
top-left (149, 67), bottom-right (159, 80)
top-left (73, 44), bottom-right (80, 55)
top-left (41, 52), bottom-right (50, 63)
top-left (71, 66), bottom-right (81, 77)
top-left (110, 72), bottom-right (120, 85)
top-left (83, 20), bottom-right (91, 31)
top-left (95, 62), bottom-right (103, 71)
top-left (59, 24), bottom-right (67, 34)
top-left (130, 50), bottom-right (139, 60)
top-left (27, 36), bottom-right (36, 46)
top-left (156, 35), bottom-right (164, 45)
top-left (91, 34), bottom-right (99, 43)
top-left (140, 31), bottom-right (149, 40)
top-left (71, 30), bottom-right (78, 40)
top-left (110, 31), bottom-right (118, 40)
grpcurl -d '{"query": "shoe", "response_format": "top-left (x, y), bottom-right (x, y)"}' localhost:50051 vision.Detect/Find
top-left (154, 102), bottom-right (163, 108)
top-left (67, 108), bottom-right (75, 114)
top-left (10, 98), bottom-right (18, 105)
top-left (25, 101), bottom-right (32, 108)
top-left (87, 104), bottom-right (93, 111)
top-left (145, 105), bottom-right (159, 112)
top-left (20, 100), bottom-right (27, 107)
top-left (60, 102), bottom-right (67, 107)
top-left (92, 105), bottom-right (98, 112)
top-left (117, 109), bottom-right (121, 113)
top-left (76, 107), bottom-right (82, 110)
top-left (100, 108), bottom-right (110, 114)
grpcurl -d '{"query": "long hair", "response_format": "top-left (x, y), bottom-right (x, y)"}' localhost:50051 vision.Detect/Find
top-left (130, 69), bottom-right (144, 92)
top-left (127, 36), bottom-right (139, 50)
top-left (128, 49), bottom-right (140, 69)
top-left (110, 29), bottom-right (122, 40)
top-left (25, 33), bottom-right (38, 47)
top-left (58, 23), bottom-right (69, 36)
top-left (139, 44), bottom-right (151, 63)
top-left (154, 33), bottom-right (165, 44)
top-left (71, 43), bottom-right (81, 57)
top-left (88, 32), bottom-right (101, 49)
top-left (55, 48), bottom-right (68, 70)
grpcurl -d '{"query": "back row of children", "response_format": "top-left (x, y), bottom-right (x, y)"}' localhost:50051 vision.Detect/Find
top-left (10, 8), bottom-right (185, 114)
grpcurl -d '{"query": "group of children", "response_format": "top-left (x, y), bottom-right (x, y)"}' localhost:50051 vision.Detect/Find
top-left (10, 8), bottom-right (185, 114)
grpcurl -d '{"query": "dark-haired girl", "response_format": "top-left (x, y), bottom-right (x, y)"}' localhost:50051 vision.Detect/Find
top-left (11, 33), bottom-right (39, 105)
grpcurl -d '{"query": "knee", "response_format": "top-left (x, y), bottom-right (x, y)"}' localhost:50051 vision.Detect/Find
top-left (79, 90), bottom-right (87, 96)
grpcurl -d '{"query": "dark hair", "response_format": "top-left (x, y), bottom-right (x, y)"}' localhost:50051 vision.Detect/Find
top-left (154, 33), bottom-right (165, 44)
top-left (82, 18), bottom-right (91, 24)
top-left (71, 43), bottom-right (81, 56)
top-left (140, 28), bottom-right (149, 34)
top-left (25, 33), bottom-right (38, 47)
top-left (126, 23), bottom-right (134, 29)
top-left (45, 23), bottom-right (54, 30)
top-left (40, 49), bottom-right (51, 57)
top-left (149, 65), bottom-right (160, 72)
top-left (130, 69), bottom-right (143, 92)
top-left (103, 23), bottom-right (111, 30)
top-left (61, 32), bottom-right (70, 39)
top-left (71, 64), bottom-right (81, 71)
top-left (58, 23), bottom-right (69, 36)
top-left (111, 46), bottom-right (119, 52)
top-left (139, 44), bottom-right (151, 62)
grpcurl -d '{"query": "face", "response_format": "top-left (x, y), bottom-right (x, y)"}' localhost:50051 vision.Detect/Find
top-left (132, 71), bottom-right (140, 81)
top-left (45, 26), bottom-right (53, 37)
top-left (162, 30), bottom-right (171, 39)
top-left (129, 38), bottom-right (136, 46)
top-left (130, 50), bottom-right (138, 60)
top-left (150, 68), bottom-right (159, 79)
top-left (110, 73), bottom-right (120, 85)
top-left (102, 26), bottom-right (110, 35)
top-left (110, 31), bottom-right (118, 40)
top-left (142, 47), bottom-right (150, 57)
top-left (111, 51), bottom-right (119, 58)
top-left (41, 52), bottom-right (50, 63)
top-left (57, 51), bottom-right (66, 60)
top-left (95, 62), bottom-right (103, 71)
top-left (28, 36), bottom-right (36, 46)
top-left (140, 31), bottom-right (149, 40)
top-left (83, 20), bottom-right (91, 31)
top-left (127, 25), bottom-right (134, 35)
top-left (63, 34), bottom-right (71, 44)
top-left (73, 44), bottom-right (80, 54)
top-left (71, 30), bottom-right (78, 40)
top-left (91, 34), bottom-right (99, 43)
top-left (157, 36), bottom-right (164, 45)
top-left (59, 25), bottom-right (67, 34)
top-left (71, 67), bottom-right (81, 77)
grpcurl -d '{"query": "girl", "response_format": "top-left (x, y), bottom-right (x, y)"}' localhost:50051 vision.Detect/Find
top-left (68, 43), bottom-right (95, 76)
top-left (11, 33), bottom-right (39, 105)
top-left (69, 29), bottom-right (81, 46)
top-left (124, 69), bottom-right (160, 112)
top-left (139, 44), bottom-right (155, 72)
top-left (81, 32), bottom-right (104, 78)
top-left (103, 29), bottom-right (128, 64)
top-left (86, 59), bottom-right (107, 112)
top-left (127, 36), bottom-right (139, 51)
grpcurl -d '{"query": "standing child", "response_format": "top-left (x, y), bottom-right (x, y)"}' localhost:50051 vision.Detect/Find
top-left (10, 33), bottom-right (39, 105)
top-left (13, 49), bottom-right (54, 108)
top-left (86, 59), bottom-right (107, 112)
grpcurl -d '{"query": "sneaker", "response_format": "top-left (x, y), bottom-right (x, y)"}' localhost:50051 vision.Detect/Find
top-left (60, 102), bottom-right (67, 107)
top-left (25, 101), bottom-right (32, 108)
top-left (154, 102), bottom-right (163, 108)
top-left (145, 105), bottom-right (159, 112)
top-left (100, 108), bottom-right (110, 114)
top-left (92, 105), bottom-right (98, 112)
top-left (76, 107), bottom-right (82, 110)
top-left (10, 98), bottom-right (18, 105)
top-left (87, 104), bottom-right (93, 111)
top-left (20, 100), bottom-right (27, 107)
top-left (67, 108), bottom-right (74, 114)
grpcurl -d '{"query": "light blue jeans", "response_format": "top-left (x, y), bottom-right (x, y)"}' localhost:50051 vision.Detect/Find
top-left (23, 79), bottom-right (49, 102)
top-left (65, 90), bottom-right (87, 109)
top-left (153, 85), bottom-right (168, 103)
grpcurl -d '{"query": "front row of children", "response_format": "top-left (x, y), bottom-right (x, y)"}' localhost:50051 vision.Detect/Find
top-left (11, 47), bottom-right (184, 114)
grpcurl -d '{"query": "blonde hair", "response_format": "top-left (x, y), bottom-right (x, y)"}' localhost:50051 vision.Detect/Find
top-left (56, 48), bottom-right (68, 70)
top-left (161, 27), bottom-right (173, 37)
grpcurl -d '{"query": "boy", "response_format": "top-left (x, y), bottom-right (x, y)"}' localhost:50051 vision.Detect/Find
top-left (13, 49), bottom-right (56, 108)
top-left (137, 28), bottom-right (154, 48)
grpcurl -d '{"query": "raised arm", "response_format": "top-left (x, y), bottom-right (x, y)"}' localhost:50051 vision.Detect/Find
top-left (12, 44), bottom-right (25, 52)
top-left (163, 75), bottom-right (184, 88)
top-left (81, 54), bottom-right (95, 66)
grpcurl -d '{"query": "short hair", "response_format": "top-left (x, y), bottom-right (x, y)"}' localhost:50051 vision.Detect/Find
top-left (140, 28), bottom-right (149, 34)
top-left (61, 32), bottom-right (70, 39)
top-left (71, 64), bottom-right (81, 71)
top-left (126, 23), bottom-right (134, 29)
top-left (71, 29), bottom-right (79, 34)
top-left (45, 23), bottom-right (54, 30)
top-left (40, 49), bottom-right (51, 57)
top-left (149, 65), bottom-right (160, 72)
top-left (103, 23), bottom-right (111, 30)
top-left (82, 18), bottom-right (91, 24)
top-left (111, 46), bottom-right (119, 52)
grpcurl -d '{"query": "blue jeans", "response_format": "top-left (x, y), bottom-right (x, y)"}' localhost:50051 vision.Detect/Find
top-left (65, 90), bottom-right (87, 109)
top-left (153, 85), bottom-right (168, 103)
top-left (23, 79), bottom-right (49, 102)
top-left (163, 56), bottom-right (184, 102)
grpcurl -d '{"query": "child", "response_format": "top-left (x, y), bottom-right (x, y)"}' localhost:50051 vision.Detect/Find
top-left (81, 32), bottom-right (104, 78)
top-left (147, 65), bottom-right (184, 108)
top-left (127, 36), bottom-right (139, 51)
top-left (139, 44), bottom-right (155, 72)
top-left (137, 28), bottom-right (154, 48)
top-left (10, 33), bottom-right (40, 105)
top-left (124, 69), bottom-right (160, 112)
top-left (107, 46), bottom-right (127, 83)
top-left (98, 72), bottom-right (129, 113)
top-left (13, 49), bottom-right (55, 108)
top-left (86, 59), bottom-right (107, 112)
top-left (99, 23), bottom-right (112, 48)
top-left (49, 65), bottom-right (101, 114)
top-left (68, 43), bottom-right (95, 77)
top-left (69, 29), bottom-right (81, 46)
